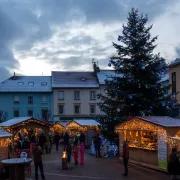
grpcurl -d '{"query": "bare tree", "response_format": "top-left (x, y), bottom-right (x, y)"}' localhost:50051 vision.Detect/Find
top-left (0, 110), bottom-right (8, 123)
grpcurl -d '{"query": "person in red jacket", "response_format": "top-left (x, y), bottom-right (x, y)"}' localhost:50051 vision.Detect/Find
top-left (122, 141), bottom-right (129, 176)
top-left (73, 145), bottom-right (78, 165)
top-left (80, 142), bottom-right (85, 165)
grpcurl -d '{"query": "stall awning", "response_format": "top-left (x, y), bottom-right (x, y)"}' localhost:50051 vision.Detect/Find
top-left (74, 119), bottom-right (100, 126)
top-left (0, 129), bottom-right (12, 138)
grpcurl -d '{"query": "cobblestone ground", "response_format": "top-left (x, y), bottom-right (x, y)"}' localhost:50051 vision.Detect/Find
top-left (27, 145), bottom-right (170, 180)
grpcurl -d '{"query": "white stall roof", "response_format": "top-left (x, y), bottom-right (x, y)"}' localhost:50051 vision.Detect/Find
top-left (74, 119), bottom-right (100, 126)
top-left (0, 129), bottom-right (12, 138)
top-left (0, 117), bottom-right (32, 127)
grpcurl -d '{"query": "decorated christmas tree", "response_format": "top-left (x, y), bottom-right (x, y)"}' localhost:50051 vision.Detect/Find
top-left (97, 8), bottom-right (175, 141)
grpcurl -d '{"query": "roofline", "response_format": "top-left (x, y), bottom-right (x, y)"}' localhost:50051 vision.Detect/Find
top-left (168, 62), bottom-right (180, 68)
top-left (0, 91), bottom-right (52, 93)
top-left (52, 86), bottom-right (99, 89)
top-left (52, 71), bottom-right (94, 73)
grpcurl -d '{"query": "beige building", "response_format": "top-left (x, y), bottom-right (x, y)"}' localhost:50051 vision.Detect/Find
top-left (169, 58), bottom-right (180, 116)
top-left (52, 71), bottom-right (100, 122)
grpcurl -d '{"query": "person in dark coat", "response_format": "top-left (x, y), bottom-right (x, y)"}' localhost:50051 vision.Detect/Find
top-left (39, 133), bottom-right (47, 153)
top-left (22, 137), bottom-right (30, 149)
top-left (32, 143), bottom-right (46, 180)
top-left (54, 133), bottom-right (60, 151)
top-left (168, 148), bottom-right (180, 180)
top-left (122, 141), bottom-right (129, 176)
top-left (64, 132), bottom-right (69, 149)
top-left (94, 134), bottom-right (101, 158)
top-left (79, 132), bottom-right (85, 144)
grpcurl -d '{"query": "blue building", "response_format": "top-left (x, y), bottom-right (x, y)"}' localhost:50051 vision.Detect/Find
top-left (0, 75), bottom-right (52, 121)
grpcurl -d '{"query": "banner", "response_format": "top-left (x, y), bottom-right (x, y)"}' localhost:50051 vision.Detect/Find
top-left (158, 130), bottom-right (167, 170)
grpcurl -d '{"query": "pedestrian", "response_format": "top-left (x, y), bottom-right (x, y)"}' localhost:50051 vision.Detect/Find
top-left (22, 136), bottom-right (30, 149)
top-left (54, 133), bottom-right (60, 151)
top-left (168, 148), bottom-right (180, 180)
top-left (122, 141), bottom-right (129, 177)
top-left (39, 133), bottom-right (47, 153)
top-left (79, 131), bottom-right (85, 144)
top-left (32, 143), bottom-right (46, 180)
top-left (80, 142), bottom-right (85, 165)
top-left (94, 134), bottom-right (101, 158)
top-left (64, 132), bottom-right (69, 149)
top-left (66, 144), bottom-right (72, 168)
top-left (73, 145), bottom-right (78, 165)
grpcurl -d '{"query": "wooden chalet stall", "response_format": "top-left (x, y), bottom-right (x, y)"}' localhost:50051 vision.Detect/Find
top-left (0, 129), bottom-right (12, 174)
top-left (115, 116), bottom-right (180, 172)
top-left (53, 122), bottom-right (68, 134)
top-left (0, 117), bottom-right (52, 150)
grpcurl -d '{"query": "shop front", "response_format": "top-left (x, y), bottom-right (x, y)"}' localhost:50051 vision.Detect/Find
top-left (115, 116), bottom-right (180, 171)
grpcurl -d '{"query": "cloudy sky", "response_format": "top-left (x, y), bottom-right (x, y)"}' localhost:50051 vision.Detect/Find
top-left (0, 0), bottom-right (179, 81)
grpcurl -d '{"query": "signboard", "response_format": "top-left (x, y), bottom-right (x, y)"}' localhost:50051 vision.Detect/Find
top-left (158, 131), bottom-right (167, 170)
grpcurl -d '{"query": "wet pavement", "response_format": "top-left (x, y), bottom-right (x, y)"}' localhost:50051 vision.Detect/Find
top-left (28, 145), bottom-right (170, 180)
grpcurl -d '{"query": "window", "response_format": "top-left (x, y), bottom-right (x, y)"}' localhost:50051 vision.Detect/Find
top-left (17, 82), bottom-right (24, 86)
top-left (41, 109), bottom-right (48, 121)
top-left (74, 104), bottom-right (80, 114)
top-left (14, 96), bottom-right (19, 104)
top-left (58, 91), bottom-right (64, 100)
top-left (27, 110), bottom-right (33, 116)
top-left (90, 104), bottom-right (96, 114)
top-left (42, 96), bottom-right (47, 103)
top-left (28, 82), bottom-right (34, 86)
top-left (74, 91), bottom-right (80, 100)
top-left (14, 110), bottom-right (19, 117)
top-left (28, 96), bottom-right (33, 104)
top-left (90, 91), bottom-right (96, 100)
top-left (41, 82), bottom-right (47, 86)
top-left (58, 105), bottom-right (64, 114)
top-left (172, 72), bottom-right (176, 94)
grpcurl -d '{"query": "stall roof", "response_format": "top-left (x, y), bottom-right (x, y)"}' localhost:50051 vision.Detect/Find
top-left (74, 119), bottom-right (100, 126)
top-left (58, 121), bottom-right (69, 127)
top-left (0, 129), bottom-right (12, 138)
top-left (137, 116), bottom-right (180, 127)
top-left (0, 117), bottom-right (51, 127)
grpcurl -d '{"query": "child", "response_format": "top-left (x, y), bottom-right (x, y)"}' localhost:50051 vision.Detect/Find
top-left (80, 142), bottom-right (85, 165)
top-left (73, 145), bottom-right (78, 165)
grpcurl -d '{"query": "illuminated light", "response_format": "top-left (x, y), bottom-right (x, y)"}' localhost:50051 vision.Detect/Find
top-left (62, 151), bottom-right (67, 158)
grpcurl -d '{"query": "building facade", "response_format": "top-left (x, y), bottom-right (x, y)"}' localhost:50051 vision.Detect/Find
top-left (169, 58), bottom-right (180, 117)
top-left (0, 75), bottom-right (52, 121)
top-left (52, 71), bottom-right (100, 122)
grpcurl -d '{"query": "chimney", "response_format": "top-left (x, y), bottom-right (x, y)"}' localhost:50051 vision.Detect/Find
top-left (12, 72), bottom-right (17, 80)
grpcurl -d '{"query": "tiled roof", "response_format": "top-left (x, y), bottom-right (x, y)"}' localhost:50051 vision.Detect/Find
top-left (0, 129), bottom-right (12, 138)
top-left (137, 116), bottom-right (180, 127)
top-left (74, 119), bottom-right (100, 126)
top-left (97, 70), bottom-right (168, 84)
top-left (0, 76), bottom-right (52, 92)
top-left (52, 71), bottom-right (99, 88)
top-left (169, 58), bottom-right (180, 68)
top-left (0, 117), bottom-right (32, 127)
top-left (97, 70), bottom-right (123, 85)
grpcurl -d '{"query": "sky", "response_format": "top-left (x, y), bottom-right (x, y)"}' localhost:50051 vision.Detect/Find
top-left (0, 0), bottom-right (180, 82)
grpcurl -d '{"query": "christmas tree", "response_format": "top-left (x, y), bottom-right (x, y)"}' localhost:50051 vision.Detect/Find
top-left (97, 8), bottom-right (175, 141)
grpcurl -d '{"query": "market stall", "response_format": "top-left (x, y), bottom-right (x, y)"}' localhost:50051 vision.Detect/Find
top-left (115, 116), bottom-right (180, 172)
top-left (53, 122), bottom-right (66, 134)
top-left (0, 117), bottom-right (52, 151)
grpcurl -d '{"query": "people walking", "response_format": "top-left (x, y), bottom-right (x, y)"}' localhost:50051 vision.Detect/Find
top-left (32, 143), bottom-right (46, 180)
top-left (73, 145), bottom-right (78, 165)
top-left (94, 134), bottom-right (101, 158)
top-left (39, 133), bottom-right (47, 153)
top-left (66, 144), bottom-right (72, 167)
top-left (80, 142), bottom-right (85, 165)
top-left (168, 148), bottom-right (180, 180)
top-left (122, 141), bottom-right (129, 177)
top-left (54, 133), bottom-right (60, 151)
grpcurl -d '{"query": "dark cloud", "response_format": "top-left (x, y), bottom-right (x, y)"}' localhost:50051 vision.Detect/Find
top-left (0, 0), bottom-right (174, 82)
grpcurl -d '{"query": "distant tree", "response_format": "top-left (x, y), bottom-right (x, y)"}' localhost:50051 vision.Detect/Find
top-left (0, 110), bottom-right (8, 123)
